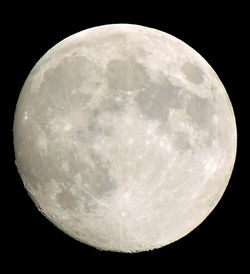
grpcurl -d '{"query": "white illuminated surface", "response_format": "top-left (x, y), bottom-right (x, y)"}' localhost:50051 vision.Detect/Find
top-left (13, 24), bottom-right (237, 253)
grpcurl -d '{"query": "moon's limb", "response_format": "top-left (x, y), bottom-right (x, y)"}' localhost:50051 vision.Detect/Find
top-left (14, 24), bottom-right (237, 252)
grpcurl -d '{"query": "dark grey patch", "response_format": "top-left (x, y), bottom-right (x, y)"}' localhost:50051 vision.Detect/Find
top-left (71, 93), bottom-right (93, 111)
top-left (87, 117), bottom-right (113, 137)
top-left (102, 98), bottom-right (123, 112)
top-left (101, 90), bottom-right (128, 113)
top-left (75, 127), bottom-right (92, 145)
top-left (136, 76), bottom-right (181, 121)
top-left (106, 57), bottom-right (148, 91)
top-left (185, 94), bottom-right (216, 147)
top-left (63, 148), bottom-right (116, 210)
top-left (75, 109), bottom-right (113, 145)
top-left (181, 62), bottom-right (204, 85)
top-left (56, 190), bottom-right (78, 211)
top-left (39, 56), bottom-right (101, 113)
top-left (41, 56), bottom-right (87, 93)
top-left (203, 134), bottom-right (214, 147)
top-left (85, 109), bottom-right (113, 138)
top-left (82, 151), bottom-right (116, 197)
top-left (186, 95), bottom-right (214, 128)
top-left (172, 132), bottom-right (191, 150)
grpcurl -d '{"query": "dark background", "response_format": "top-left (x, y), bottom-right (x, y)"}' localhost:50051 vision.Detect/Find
top-left (4, 2), bottom-right (246, 270)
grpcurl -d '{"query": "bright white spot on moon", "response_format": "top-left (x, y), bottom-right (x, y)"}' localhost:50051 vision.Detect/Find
top-left (13, 24), bottom-right (237, 253)
top-left (64, 123), bottom-right (72, 131)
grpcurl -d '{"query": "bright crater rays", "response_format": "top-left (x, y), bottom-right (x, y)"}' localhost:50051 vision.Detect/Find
top-left (13, 24), bottom-right (237, 253)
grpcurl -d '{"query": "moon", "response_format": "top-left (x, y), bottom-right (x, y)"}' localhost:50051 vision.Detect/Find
top-left (13, 24), bottom-right (237, 253)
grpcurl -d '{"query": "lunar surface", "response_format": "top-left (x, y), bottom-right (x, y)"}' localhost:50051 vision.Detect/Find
top-left (13, 24), bottom-right (237, 252)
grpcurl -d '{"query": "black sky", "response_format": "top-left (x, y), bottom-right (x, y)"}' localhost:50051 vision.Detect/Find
top-left (3, 2), bottom-right (246, 271)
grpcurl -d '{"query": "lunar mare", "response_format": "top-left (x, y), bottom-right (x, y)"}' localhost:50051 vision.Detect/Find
top-left (14, 24), bottom-right (237, 252)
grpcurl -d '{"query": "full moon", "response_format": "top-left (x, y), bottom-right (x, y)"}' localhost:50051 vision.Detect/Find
top-left (13, 24), bottom-right (237, 253)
